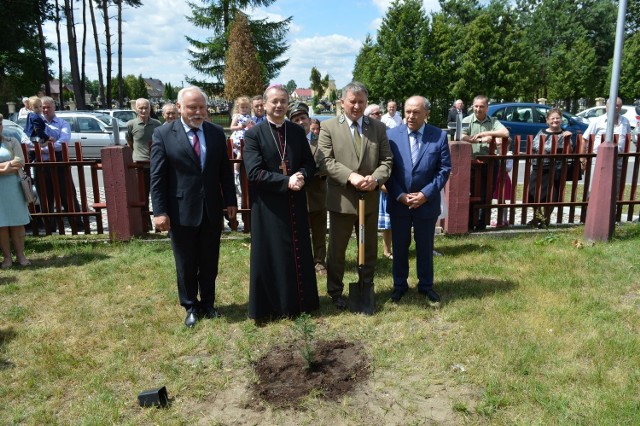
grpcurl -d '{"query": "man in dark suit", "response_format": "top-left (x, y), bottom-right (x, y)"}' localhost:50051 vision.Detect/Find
top-left (447, 99), bottom-right (464, 125)
top-left (151, 86), bottom-right (237, 328)
top-left (316, 81), bottom-right (393, 310)
top-left (386, 96), bottom-right (451, 304)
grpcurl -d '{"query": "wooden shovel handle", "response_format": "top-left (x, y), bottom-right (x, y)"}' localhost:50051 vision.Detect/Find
top-left (358, 192), bottom-right (365, 265)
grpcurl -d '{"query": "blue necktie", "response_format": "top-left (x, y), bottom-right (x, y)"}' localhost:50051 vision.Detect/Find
top-left (410, 131), bottom-right (420, 165)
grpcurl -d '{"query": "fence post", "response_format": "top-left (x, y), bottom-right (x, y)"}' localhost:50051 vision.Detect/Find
top-left (444, 140), bottom-right (472, 235)
top-left (583, 142), bottom-right (617, 242)
top-left (101, 146), bottom-right (144, 241)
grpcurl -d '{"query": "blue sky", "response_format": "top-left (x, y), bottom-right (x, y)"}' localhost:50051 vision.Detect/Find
top-left (43, 0), bottom-right (442, 94)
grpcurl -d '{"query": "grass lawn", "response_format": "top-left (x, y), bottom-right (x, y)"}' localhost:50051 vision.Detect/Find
top-left (1, 225), bottom-right (639, 425)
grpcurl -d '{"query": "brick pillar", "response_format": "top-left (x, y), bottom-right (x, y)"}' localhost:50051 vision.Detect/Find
top-left (583, 143), bottom-right (617, 242)
top-left (444, 141), bottom-right (472, 235)
top-left (101, 146), bottom-right (143, 241)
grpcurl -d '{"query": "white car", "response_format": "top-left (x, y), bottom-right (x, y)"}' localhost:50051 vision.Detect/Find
top-left (54, 111), bottom-right (127, 159)
top-left (577, 105), bottom-right (640, 128)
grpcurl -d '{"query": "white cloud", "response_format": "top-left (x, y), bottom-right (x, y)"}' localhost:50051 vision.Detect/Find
top-left (371, 0), bottom-right (392, 13)
top-left (276, 35), bottom-right (363, 89)
top-left (369, 18), bottom-right (383, 32)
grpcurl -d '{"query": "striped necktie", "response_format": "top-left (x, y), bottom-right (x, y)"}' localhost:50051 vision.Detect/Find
top-left (410, 131), bottom-right (420, 165)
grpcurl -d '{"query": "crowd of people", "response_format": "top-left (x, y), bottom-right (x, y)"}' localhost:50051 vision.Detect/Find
top-left (143, 81), bottom-right (455, 327)
top-left (2, 83), bottom-right (630, 328)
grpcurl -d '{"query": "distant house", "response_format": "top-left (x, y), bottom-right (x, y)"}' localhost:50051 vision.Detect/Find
top-left (42, 79), bottom-right (70, 106)
top-left (143, 78), bottom-right (164, 102)
top-left (291, 88), bottom-right (313, 102)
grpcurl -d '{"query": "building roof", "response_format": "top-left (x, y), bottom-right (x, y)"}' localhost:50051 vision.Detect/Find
top-left (293, 88), bottom-right (313, 99)
top-left (144, 78), bottom-right (164, 98)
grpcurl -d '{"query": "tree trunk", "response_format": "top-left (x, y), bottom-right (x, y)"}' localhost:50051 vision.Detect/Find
top-left (101, 0), bottom-right (112, 108)
top-left (35, 12), bottom-right (51, 96)
top-left (80, 0), bottom-right (87, 103)
top-left (89, 0), bottom-right (105, 107)
top-left (55, 0), bottom-right (63, 103)
top-left (117, 0), bottom-right (124, 105)
top-left (63, 0), bottom-right (86, 109)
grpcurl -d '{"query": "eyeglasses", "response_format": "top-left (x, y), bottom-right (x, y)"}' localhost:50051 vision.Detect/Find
top-left (370, 111), bottom-right (382, 116)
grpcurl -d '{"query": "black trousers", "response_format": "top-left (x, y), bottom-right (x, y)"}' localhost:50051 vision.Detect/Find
top-left (169, 212), bottom-right (222, 313)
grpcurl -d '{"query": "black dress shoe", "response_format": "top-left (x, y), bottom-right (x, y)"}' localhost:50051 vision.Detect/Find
top-left (419, 288), bottom-right (441, 303)
top-left (390, 288), bottom-right (408, 303)
top-left (332, 295), bottom-right (347, 310)
top-left (185, 312), bottom-right (198, 328)
top-left (202, 308), bottom-right (222, 319)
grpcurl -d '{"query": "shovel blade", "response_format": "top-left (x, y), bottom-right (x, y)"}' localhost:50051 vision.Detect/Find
top-left (348, 280), bottom-right (375, 315)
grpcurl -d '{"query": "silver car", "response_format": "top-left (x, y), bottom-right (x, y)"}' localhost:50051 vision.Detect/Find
top-left (95, 109), bottom-right (138, 123)
top-left (54, 111), bottom-right (127, 159)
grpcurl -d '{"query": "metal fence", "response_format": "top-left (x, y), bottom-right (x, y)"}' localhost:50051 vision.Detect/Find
top-left (472, 134), bottom-right (639, 229)
top-left (20, 134), bottom-right (639, 237)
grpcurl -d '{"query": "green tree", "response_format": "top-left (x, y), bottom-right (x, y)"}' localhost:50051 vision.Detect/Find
top-left (0, 0), bottom-right (52, 110)
top-left (285, 79), bottom-right (297, 94)
top-left (328, 89), bottom-right (338, 103)
top-left (132, 74), bottom-right (149, 99)
top-left (163, 83), bottom-right (177, 101)
top-left (515, 0), bottom-right (615, 108)
top-left (614, 31), bottom-right (640, 101)
top-left (353, 1), bottom-right (438, 115)
top-left (114, 74), bottom-right (135, 101)
top-left (452, 0), bottom-right (527, 102)
top-left (223, 12), bottom-right (266, 100)
top-left (309, 66), bottom-right (328, 99)
top-left (186, 0), bottom-right (290, 94)
top-left (352, 35), bottom-right (384, 101)
top-left (627, 0), bottom-right (640, 33)
top-left (375, 0), bottom-right (431, 101)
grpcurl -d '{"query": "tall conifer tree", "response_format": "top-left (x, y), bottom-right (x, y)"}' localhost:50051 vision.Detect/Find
top-left (223, 12), bottom-right (266, 100)
top-left (187, 0), bottom-right (290, 94)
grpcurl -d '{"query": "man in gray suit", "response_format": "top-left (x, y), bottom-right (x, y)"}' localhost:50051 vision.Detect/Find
top-left (316, 81), bottom-right (393, 310)
top-left (151, 86), bottom-right (237, 328)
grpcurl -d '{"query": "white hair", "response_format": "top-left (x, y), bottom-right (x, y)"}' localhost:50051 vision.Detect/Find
top-left (364, 104), bottom-right (380, 116)
top-left (177, 86), bottom-right (208, 105)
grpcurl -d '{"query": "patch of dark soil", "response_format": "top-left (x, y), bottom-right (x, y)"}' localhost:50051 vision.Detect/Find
top-left (252, 338), bottom-right (370, 408)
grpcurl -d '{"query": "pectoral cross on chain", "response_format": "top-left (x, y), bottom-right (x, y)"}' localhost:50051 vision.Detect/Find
top-left (279, 160), bottom-right (287, 176)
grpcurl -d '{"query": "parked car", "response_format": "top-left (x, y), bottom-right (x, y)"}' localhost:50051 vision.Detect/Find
top-left (487, 103), bottom-right (589, 152)
top-left (54, 111), bottom-right (127, 159)
top-left (576, 105), bottom-right (640, 129)
top-left (95, 109), bottom-right (138, 123)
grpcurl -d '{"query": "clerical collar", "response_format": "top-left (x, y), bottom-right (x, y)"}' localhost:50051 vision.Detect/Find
top-left (267, 118), bottom-right (285, 128)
